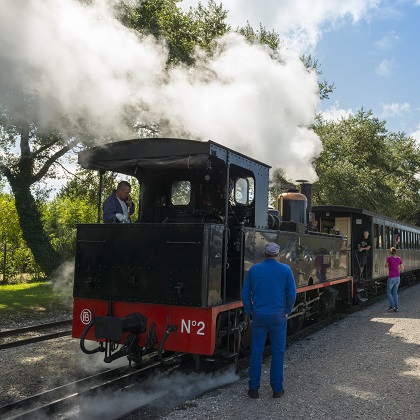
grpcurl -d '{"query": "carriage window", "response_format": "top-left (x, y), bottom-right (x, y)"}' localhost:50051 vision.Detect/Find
top-left (385, 226), bottom-right (390, 249)
top-left (171, 181), bottom-right (191, 206)
top-left (374, 224), bottom-right (382, 249)
top-left (234, 177), bottom-right (254, 205)
top-left (394, 229), bottom-right (401, 248)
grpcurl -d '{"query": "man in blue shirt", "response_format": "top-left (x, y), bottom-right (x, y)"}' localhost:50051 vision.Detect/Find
top-left (241, 242), bottom-right (296, 399)
top-left (103, 181), bottom-right (134, 223)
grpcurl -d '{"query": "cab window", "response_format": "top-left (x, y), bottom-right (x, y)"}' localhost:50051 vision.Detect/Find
top-left (234, 177), bottom-right (254, 205)
top-left (171, 181), bottom-right (191, 206)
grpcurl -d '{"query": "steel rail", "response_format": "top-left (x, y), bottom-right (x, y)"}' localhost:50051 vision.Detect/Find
top-left (1, 351), bottom-right (175, 419)
top-left (0, 319), bottom-right (72, 338)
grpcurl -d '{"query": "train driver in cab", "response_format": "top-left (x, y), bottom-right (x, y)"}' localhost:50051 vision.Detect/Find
top-left (310, 220), bottom-right (319, 232)
top-left (103, 181), bottom-right (135, 223)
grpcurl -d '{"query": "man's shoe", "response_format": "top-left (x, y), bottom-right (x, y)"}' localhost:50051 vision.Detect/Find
top-left (394, 308), bottom-right (399, 312)
top-left (273, 390), bottom-right (285, 398)
top-left (387, 307), bottom-right (395, 313)
top-left (248, 389), bottom-right (259, 399)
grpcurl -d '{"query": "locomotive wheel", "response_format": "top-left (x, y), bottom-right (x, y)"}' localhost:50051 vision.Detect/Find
top-left (355, 286), bottom-right (368, 303)
top-left (403, 273), bottom-right (414, 286)
top-left (240, 325), bottom-right (252, 356)
top-left (287, 314), bottom-right (304, 334)
top-left (191, 354), bottom-right (200, 372)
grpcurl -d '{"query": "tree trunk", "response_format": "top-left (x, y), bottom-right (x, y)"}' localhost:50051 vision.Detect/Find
top-left (10, 180), bottom-right (63, 276)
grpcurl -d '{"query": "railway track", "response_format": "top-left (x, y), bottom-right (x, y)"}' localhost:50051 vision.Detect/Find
top-left (0, 320), bottom-right (72, 350)
top-left (0, 351), bottom-right (184, 419)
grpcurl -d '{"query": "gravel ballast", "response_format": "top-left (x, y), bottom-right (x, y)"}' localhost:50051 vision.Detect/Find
top-left (1, 284), bottom-right (420, 419)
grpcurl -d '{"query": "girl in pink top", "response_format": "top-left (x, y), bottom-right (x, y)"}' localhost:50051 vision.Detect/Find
top-left (385, 247), bottom-right (404, 312)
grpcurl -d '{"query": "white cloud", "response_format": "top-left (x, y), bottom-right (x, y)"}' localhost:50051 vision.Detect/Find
top-left (373, 30), bottom-right (400, 50)
top-left (410, 124), bottom-right (420, 143)
top-left (380, 102), bottom-right (411, 117)
top-left (180, 0), bottom-right (380, 53)
top-left (375, 58), bottom-right (397, 76)
top-left (321, 102), bottom-right (354, 122)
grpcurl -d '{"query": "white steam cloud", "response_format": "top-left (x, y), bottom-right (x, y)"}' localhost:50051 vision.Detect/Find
top-left (51, 260), bottom-right (75, 308)
top-left (74, 368), bottom-right (239, 418)
top-left (0, 0), bottom-right (322, 181)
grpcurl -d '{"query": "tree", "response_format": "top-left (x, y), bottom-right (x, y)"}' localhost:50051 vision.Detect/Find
top-left (0, 192), bottom-right (38, 281)
top-left (300, 55), bottom-right (335, 100)
top-left (0, 92), bottom-right (82, 274)
top-left (312, 109), bottom-right (420, 221)
top-left (117, 0), bottom-right (230, 66)
top-left (42, 195), bottom-right (97, 261)
top-left (237, 22), bottom-right (283, 54)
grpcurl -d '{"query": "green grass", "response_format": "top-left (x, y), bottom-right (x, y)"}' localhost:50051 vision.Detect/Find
top-left (0, 281), bottom-right (71, 317)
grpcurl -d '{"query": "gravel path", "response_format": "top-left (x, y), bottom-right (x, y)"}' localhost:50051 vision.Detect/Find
top-left (160, 284), bottom-right (420, 420)
top-left (1, 285), bottom-right (420, 419)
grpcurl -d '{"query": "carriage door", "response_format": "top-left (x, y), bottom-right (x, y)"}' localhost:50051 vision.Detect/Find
top-left (335, 217), bottom-right (351, 276)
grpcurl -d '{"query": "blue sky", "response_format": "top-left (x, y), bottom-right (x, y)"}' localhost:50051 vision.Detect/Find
top-left (316, 2), bottom-right (420, 138)
top-left (181, 0), bottom-right (420, 140)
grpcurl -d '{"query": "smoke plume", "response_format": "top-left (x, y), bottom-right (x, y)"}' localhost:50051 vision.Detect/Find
top-left (0, 0), bottom-right (321, 181)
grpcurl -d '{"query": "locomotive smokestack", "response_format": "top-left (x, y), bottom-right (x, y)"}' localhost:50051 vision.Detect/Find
top-left (297, 180), bottom-right (312, 213)
top-left (297, 179), bottom-right (313, 227)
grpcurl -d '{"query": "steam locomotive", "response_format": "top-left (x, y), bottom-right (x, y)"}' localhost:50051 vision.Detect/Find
top-left (71, 138), bottom-right (420, 366)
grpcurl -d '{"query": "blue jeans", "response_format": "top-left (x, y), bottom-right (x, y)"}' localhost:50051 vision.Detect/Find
top-left (249, 313), bottom-right (287, 393)
top-left (386, 276), bottom-right (400, 309)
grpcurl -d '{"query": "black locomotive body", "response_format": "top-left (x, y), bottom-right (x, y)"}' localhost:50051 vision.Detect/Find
top-left (72, 138), bottom-right (353, 365)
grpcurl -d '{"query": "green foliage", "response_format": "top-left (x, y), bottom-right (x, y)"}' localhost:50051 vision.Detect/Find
top-left (0, 192), bottom-right (39, 281)
top-left (58, 169), bottom-right (118, 205)
top-left (237, 22), bottom-right (283, 54)
top-left (0, 90), bottom-right (74, 274)
top-left (42, 196), bottom-right (97, 260)
top-left (117, 0), bottom-right (230, 65)
top-left (300, 54), bottom-right (335, 100)
top-left (313, 109), bottom-right (420, 221)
